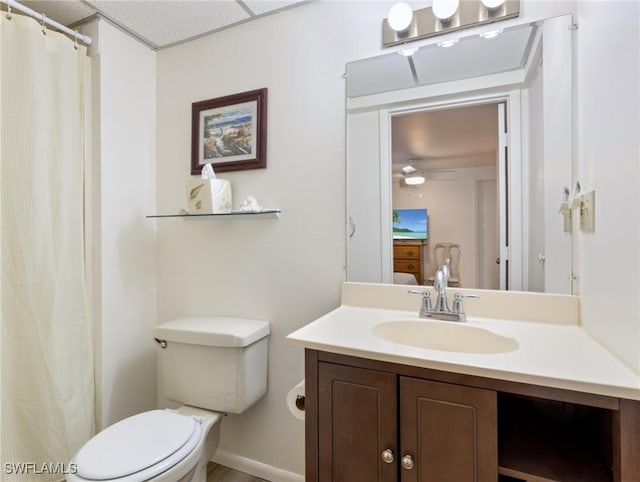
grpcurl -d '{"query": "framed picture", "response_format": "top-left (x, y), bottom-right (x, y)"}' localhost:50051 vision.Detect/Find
top-left (191, 88), bottom-right (267, 174)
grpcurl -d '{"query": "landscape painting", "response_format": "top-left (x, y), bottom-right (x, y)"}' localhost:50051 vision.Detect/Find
top-left (191, 88), bottom-right (267, 173)
top-left (201, 102), bottom-right (256, 163)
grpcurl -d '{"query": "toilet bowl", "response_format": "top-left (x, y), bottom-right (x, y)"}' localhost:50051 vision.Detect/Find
top-left (67, 407), bottom-right (221, 482)
top-left (68, 317), bottom-right (269, 482)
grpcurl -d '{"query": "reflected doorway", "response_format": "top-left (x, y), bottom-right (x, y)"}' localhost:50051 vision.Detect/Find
top-left (391, 102), bottom-right (505, 290)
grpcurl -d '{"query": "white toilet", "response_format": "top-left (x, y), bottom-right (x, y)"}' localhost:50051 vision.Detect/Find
top-left (67, 317), bottom-right (270, 482)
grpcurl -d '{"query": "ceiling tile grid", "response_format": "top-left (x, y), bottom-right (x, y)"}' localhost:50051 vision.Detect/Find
top-left (88, 0), bottom-right (250, 48)
top-left (17, 0), bottom-right (308, 49)
top-left (243, 0), bottom-right (302, 16)
top-left (18, 0), bottom-right (96, 26)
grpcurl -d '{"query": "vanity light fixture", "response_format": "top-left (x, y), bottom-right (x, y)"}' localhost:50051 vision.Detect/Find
top-left (383, 0), bottom-right (519, 48)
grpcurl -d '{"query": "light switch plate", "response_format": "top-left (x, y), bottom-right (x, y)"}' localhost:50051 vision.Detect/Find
top-left (580, 190), bottom-right (595, 232)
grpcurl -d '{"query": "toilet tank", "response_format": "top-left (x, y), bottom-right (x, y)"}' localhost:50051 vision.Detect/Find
top-left (153, 317), bottom-right (270, 414)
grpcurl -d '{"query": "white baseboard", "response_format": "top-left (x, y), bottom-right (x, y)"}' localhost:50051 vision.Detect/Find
top-left (212, 450), bottom-right (304, 482)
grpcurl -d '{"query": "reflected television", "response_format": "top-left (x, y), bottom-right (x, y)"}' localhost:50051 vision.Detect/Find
top-left (393, 209), bottom-right (428, 240)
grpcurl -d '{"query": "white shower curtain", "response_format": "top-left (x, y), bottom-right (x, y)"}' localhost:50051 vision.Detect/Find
top-left (0, 13), bottom-right (94, 481)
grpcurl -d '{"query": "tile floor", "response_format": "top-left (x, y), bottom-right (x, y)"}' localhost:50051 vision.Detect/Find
top-left (206, 463), bottom-right (269, 482)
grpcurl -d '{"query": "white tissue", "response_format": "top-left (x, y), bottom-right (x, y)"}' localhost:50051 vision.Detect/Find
top-left (201, 163), bottom-right (216, 179)
top-left (286, 380), bottom-right (305, 421)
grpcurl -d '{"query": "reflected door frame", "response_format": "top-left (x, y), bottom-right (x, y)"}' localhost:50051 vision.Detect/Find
top-left (379, 91), bottom-right (523, 290)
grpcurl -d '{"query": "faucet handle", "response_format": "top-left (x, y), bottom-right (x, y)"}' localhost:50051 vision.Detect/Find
top-left (451, 293), bottom-right (479, 315)
top-left (419, 291), bottom-right (433, 317)
top-left (451, 293), bottom-right (464, 314)
top-left (408, 289), bottom-right (433, 318)
top-left (408, 289), bottom-right (427, 296)
top-left (407, 289), bottom-right (432, 304)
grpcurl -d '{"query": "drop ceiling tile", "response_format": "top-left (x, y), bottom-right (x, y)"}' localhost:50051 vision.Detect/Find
top-left (243, 0), bottom-right (306, 16)
top-left (88, 0), bottom-right (251, 47)
top-left (19, 1), bottom-right (98, 26)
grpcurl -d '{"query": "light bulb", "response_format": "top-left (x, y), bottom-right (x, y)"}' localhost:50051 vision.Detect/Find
top-left (387, 2), bottom-right (414, 32)
top-left (432, 0), bottom-right (459, 21)
top-left (481, 0), bottom-right (506, 9)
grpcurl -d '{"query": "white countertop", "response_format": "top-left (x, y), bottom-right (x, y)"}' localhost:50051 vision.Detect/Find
top-left (287, 305), bottom-right (640, 400)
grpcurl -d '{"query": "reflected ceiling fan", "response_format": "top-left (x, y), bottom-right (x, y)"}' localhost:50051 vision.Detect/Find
top-left (393, 158), bottom-right (425, 185)
top-left (393, 158), bottom-right (455, 185)
top-left (398, 165), bottom-right (425, 185)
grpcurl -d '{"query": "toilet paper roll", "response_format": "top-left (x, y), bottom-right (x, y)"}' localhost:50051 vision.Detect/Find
top-left (286, 380), bottom-right (305, 421)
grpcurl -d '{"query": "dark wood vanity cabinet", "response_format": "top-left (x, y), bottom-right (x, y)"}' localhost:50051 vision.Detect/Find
top-left (306, 350), bottom-right (640, 482)
top-left (314, 357), bottom-right (496, 482)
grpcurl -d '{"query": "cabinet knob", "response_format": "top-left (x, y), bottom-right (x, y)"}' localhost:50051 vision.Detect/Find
top-left (381, 449), bottom-right (394, 464)
top-left (401, 454), bottom-right (414, 470)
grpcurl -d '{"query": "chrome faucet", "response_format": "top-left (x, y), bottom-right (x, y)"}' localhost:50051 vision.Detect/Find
top-left (433, 269), bottom-right (450, 313)
top-left (408, 262), bottom-right (478, 322)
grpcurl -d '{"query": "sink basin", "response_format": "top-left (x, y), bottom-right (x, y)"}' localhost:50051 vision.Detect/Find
top-left (372, 321), bottom-right (518, 354)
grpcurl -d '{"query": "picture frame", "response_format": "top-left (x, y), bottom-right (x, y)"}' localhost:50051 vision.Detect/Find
top-left (191, 88), bottom-right (267, 174)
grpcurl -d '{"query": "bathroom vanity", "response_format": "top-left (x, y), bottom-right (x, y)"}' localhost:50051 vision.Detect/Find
top-left (287, 283), bottom-right (640, 482)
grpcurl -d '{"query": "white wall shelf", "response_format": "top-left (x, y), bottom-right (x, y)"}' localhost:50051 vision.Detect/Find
top-left (146, 209), bottom-right (281, 220)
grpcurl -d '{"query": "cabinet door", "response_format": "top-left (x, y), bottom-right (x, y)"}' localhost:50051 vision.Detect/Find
top-left (400, 377), bottom-right (497, 482)
top-left (318, 362), bottom-right (398, 482)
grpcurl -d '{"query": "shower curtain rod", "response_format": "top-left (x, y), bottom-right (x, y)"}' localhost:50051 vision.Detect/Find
top-left (1, 0), bottom-right (93, 46)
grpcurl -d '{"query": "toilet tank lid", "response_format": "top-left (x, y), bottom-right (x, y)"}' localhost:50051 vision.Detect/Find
top-left (154, 317), bottom-right (270, 347)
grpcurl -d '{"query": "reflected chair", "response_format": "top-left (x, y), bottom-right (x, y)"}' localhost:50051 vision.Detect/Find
top-left (427, 242), bottom-right (461, 287)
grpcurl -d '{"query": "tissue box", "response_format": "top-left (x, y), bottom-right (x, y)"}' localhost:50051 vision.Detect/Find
top-left (186, 178), bottom-right (232, 214)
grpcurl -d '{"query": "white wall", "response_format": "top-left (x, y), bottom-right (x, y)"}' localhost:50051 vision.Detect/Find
top-left (81, 19), bottom-right (158, 430)
top-left (155, 2), bottom-right (392, 479)
top-left (574, 1), bottom-right (640, 372)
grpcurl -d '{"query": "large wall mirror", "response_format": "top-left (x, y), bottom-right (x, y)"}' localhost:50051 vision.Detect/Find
top-left (346, 15), bottom-right (574, 294)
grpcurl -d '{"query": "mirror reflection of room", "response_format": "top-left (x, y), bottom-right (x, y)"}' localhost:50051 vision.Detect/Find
top-left (391, 103), bottom-right (501, 290)
top-left (347, 15), bottom-right (574, 294)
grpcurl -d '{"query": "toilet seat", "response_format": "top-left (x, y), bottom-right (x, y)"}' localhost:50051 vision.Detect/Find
top-left (74, 409), bottom-right (202, 481)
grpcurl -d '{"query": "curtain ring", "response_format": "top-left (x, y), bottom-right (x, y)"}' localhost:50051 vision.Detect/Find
top-left (41, 13), bottom-right (47, 35)
top-left (73, 30), bottom-right (79, 50)
top-left (5, 1), bottom-right (12, 20)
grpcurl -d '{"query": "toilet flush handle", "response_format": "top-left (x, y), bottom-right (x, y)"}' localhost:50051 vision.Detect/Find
top-left (154, 337), bottom-right (167, 349)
